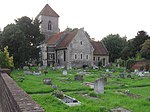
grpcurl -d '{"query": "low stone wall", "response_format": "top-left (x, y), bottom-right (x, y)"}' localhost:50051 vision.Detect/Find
top-left (0, 73), bottom-right (45, 112)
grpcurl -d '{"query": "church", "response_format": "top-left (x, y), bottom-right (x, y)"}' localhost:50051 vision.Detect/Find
top-left (36, 4), bottom-right (109, 68)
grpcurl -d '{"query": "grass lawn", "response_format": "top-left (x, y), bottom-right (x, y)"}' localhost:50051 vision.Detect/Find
top-left (11, 67), bottom-right (150, 112)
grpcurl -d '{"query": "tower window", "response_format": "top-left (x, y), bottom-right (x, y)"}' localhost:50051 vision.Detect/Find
top-left (80, 41), bottom-right (82, 45)
top-left (48, 21), bottom-right (52, 30)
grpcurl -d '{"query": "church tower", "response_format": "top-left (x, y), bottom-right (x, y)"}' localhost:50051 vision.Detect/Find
top-left (36, 4), bottom-right (59, 38)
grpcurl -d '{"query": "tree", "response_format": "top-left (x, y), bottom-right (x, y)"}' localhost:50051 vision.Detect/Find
top-left (102, 34), bottom-right (127, 62)
top-left (132, 30), bottom-right (150, 57)
top-left (0, 46), bottom-right (14, 68)
top-left (1, 16), bottom-right (45, 68)
top-left (140, 39), bottom-right (150, 59)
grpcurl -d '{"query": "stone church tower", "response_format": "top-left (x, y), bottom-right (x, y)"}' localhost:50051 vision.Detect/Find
top-left (36, 4), bottom-right (59, 38)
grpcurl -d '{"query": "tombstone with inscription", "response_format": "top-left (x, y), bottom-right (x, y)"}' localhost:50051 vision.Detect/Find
top-left (94, 78), bottom-right (104, 94)
top-left (33, 71), bottom-right (41, 76)
top-left (62, 70), bottom-right (67, 75)
top-left (43, 78), bottom-right (52, 85)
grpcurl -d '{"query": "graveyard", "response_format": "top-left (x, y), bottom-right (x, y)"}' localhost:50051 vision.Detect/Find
top-left (11, 66), bottom-right (150, 112)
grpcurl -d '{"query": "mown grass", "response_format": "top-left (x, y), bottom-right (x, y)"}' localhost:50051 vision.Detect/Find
top-left (11, 67), bottom-right (150, 112)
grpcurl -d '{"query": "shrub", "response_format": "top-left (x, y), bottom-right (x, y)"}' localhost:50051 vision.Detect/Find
top-left (126, 59), bottom-right (135, 71)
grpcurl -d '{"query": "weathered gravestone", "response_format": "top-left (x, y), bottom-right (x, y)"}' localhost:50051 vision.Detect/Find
top-left (24, 71), bottom-right (32, 75)
top-left (119, 74), bottom-right (125, 78)
top-left (62, 70), bottom-right (67, 75)
top-left (33, 71), bottom-right (41, 76)
top-left (127, 74), bottom-right (132, 78)
top-left (94, 78), bottom-right (104, 94)
top-left (43, 78), bottom-right (52, 85)
top-left (74, 75), bottom-right (83, 81)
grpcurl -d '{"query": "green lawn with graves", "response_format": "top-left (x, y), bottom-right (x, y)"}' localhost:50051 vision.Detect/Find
top-left (11, 67), bottom-right (150, 112)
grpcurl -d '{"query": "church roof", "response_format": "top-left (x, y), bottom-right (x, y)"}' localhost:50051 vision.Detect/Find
top-left (36, 4), bottom-right (59, 18)
top-left (47, 32), bottom-right (64, 45)
top-left (57, 30), bottom-right (78, 49)
top-left (91, 41), bottom-right (109, 55)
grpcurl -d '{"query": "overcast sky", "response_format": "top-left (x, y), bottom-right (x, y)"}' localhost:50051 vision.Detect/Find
top-left (0, 0), bottom-right (150, 40)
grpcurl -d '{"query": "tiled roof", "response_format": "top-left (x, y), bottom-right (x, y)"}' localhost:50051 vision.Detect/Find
top-left (36, 4), bottom-right (59, 18)
top-left (47, 32), bottom-right (64, 45)
top-left (57, 30), bottom-right (78, 49)
top-left (91, 41), bottom-right (109, 55)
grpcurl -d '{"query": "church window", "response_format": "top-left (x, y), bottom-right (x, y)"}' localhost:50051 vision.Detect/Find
top-left (80, 41), bottom-right (82, 45)
top-left (64, 50), bottom-right (66, 61)
top-left (98, 57), bottom-right (100, 61)
top-left (74, 54), bottom-right (77, 59)
top-left (93, 57), bottom-right (95, 61)
top-left (86, 55), bottom-right (89, 60)
top-left (81, 53), bottom-right (83, 59)
top-left (48, 20), bottom-right (52, 30)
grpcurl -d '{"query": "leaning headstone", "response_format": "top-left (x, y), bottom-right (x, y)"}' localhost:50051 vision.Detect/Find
top-left (74, 75), bottom-right (83, 81)
top-left (94, 78), bottom-right (104, 94)
top-left (43, 78), bottom-right (52, 85)
top-left (62, 70), bottom-right (67, 75)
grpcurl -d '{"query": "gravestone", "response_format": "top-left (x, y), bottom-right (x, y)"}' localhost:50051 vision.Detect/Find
top-left (23, 66), bottom-right (29, 70)
top-left (43, 78), bottom-right (52, 85)
top-left (119, 74), bottom-right (125, 78)
top-left (94, 78), bottom-right (104, 94)
top-left (52, 85), bottom-right (57, 89)
top-left (106, 73), bottom-right (111, 77)
top-left (138, 72), bottom-right (144, 77)
top-left (24, 71), bottom-right (32, 75)
top-left (74, 75), bottom-right (83, 81)
top-left (62, 70), bottom-right (67, 75)
top-left (106, 69), bottom-right (109, 73)
top-left (33, 71), bottom-right (41, 76)
top-left (127, 74), bottom-right (132, 78)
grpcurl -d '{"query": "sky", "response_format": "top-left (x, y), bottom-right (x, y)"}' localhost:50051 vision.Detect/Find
top-left (1, 0), bottom-right (150, 40)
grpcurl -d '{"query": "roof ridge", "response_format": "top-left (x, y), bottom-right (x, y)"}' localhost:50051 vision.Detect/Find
top-left (36, 4), bottom-right (59, 18)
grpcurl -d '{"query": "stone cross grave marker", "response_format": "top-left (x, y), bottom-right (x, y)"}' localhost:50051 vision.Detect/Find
top-left (94, 78), bottom-right (104, 94)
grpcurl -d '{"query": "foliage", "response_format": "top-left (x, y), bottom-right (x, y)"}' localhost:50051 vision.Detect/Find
top-left (0, 46), bottom-right (14, 68)
top-left (52, 90), bottom-right (64, 99)
top-left (1, 17), bottom-right (45, 68)
top-left (132, 31), bottom-right (150, 57)
top-left (3, 46), bottom-right (14, 68)
top-left (102, 34), bottom-right (127, 62)
top-left (116, 58), bottom-right (125, 67)
top-left (140, 39), bottom-right (150, 59)
top-left (126, 59), bottom-right (135, 71)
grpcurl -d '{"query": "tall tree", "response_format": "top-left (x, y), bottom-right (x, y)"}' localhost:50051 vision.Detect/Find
top-left (132, 30), bottom-right (150, 56)
top-left (102, 34), bottom-right (127, 62)
top-left (1, 16), bottom-right (45, 68)
top-left (140, 39), bottom-right (150, 59)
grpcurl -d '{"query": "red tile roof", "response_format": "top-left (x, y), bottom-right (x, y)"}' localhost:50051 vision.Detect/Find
top-left (47, 32), bottom-right (64, 45)
top-left (57, 30), bottom-right (78, 49)
top-left (36, 4), bottom-right (59, 18)
top-left (91, 41), bottom-right (109, 55)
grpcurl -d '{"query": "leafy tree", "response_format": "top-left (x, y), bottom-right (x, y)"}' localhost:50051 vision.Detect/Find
top-left (102, 34), bottom-right (127, 62)
top-left (1, 16), bottom-right (45, 68)
top-left (0, 46), bottom-right (14, 68)
top-left (132, 30), bottom-right (150, 57)
top-left (140, 39), bottom-right (150, 59)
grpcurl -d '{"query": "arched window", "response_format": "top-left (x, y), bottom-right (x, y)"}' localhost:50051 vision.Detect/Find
top-left (48, 21), bottom-right (52, 30)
